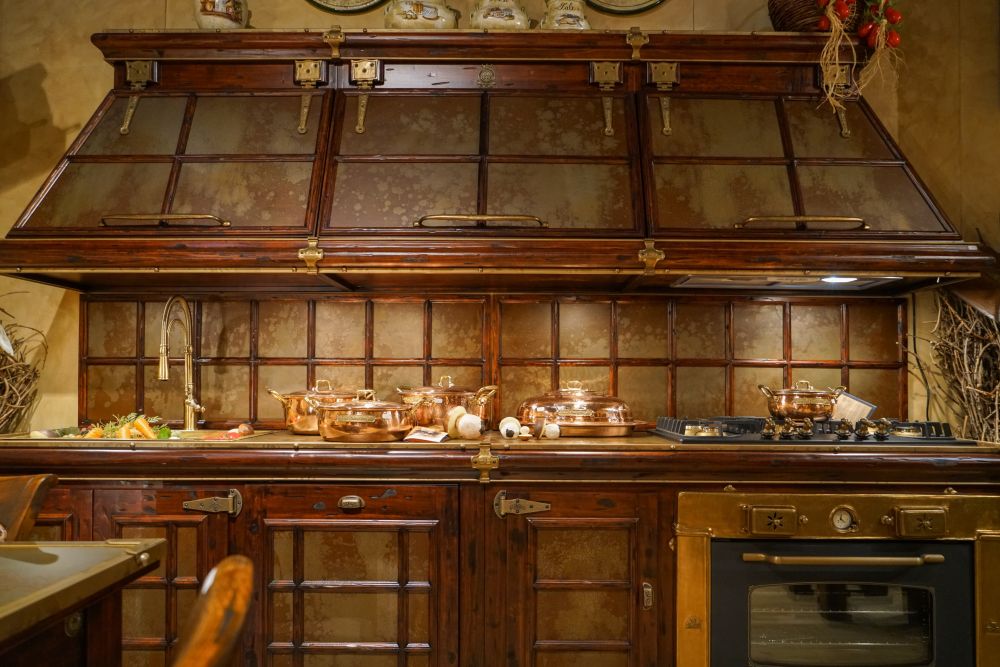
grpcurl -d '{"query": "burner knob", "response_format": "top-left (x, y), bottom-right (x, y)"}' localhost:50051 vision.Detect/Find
top-left (834, 418), bottom-right (853, 440)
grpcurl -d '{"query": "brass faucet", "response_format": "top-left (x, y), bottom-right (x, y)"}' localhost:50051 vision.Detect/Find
top-left (158, 296), bottom-right (203, 431)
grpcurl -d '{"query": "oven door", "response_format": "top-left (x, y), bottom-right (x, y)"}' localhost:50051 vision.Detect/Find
top-left (710, 539), bottom-right (974, 667)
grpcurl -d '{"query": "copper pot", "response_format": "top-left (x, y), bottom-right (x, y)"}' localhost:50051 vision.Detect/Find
top-left (267, 380), bottom-right (374, 435)
top-left (758, 380), bottom-right (845, 422)
top-left (516, 381), bottom-right (635, 437)
top-left (306, 395), bottom-right (429, 443)
top-left (397, 376), bottom-right (498, 430)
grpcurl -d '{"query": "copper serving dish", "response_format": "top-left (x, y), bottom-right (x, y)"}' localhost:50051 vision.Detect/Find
top-left (397, 376), bottom-right (498, 430)
top-left (758, 380), bottom-right (845, 422)
top-left (516, 381), bottom-right (635, 437)
top-left (306, 394), bottom-right (429, 443)
top-left (267, 380), bottom-right (373, 435)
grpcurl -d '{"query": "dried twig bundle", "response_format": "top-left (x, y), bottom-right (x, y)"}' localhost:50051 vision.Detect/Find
top-left (0, 301), bottom-right (48, 434)
top-left (927, 290), bottom-right (1000, 443)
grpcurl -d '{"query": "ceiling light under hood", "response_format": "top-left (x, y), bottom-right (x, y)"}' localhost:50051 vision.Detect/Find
top-left (821, 276), bottom-right (859, 283)
top-left (671, 275), bottom-right (906, 291)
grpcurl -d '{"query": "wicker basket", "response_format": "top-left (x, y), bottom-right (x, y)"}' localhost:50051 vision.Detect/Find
top-left (768, 0), bottom-right (862, 33)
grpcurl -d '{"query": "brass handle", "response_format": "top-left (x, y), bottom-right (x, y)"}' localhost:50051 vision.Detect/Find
top-left (414, 214), bottom-right (547, 228)
top-left (100, 213), bottom-right (232, 227)
top-left (741, 553), bottom-right (945, 567)
top-left (473, 385), bottom-right (499, 406)
top-left (735, 216), bottom-right (869, 231)
top-left (337, 495), bottom-right (366, 510)
top-left (312, 379), bottom-right (334, 392)
top-left (266, 388), bottom-right (289, 406)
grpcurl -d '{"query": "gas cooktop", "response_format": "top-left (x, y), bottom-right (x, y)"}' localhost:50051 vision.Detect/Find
top-left (652, 416), bottom-right (978, 446)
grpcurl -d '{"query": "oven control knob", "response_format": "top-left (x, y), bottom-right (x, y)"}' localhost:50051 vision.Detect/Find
top-left (831, 506), bottom-right (858, 532)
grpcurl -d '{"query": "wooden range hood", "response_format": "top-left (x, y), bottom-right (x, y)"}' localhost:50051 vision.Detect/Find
top-left (0, 29), bottom-right (991, 294)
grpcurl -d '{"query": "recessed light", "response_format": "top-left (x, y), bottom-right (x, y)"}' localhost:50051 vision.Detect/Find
top-left (821, 276), bottom-right (858, 284)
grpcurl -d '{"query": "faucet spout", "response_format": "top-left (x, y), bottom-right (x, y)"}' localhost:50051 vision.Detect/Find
top-left (158, 296), bottom-right (201, 431)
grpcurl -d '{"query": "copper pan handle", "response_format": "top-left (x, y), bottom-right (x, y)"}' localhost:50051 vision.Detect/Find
top-left (742, 553), bottom-right (945, 567)
top-left (758, 384), bottom-right (774, 399)
top-left (266, 388), bottom-right (289, 406)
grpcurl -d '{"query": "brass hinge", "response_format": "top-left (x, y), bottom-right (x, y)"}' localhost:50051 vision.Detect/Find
top-left (182, 489), bottom-right (243, 517)
top-left (639, 240), bottom-right (665, 274)
top-left (297, 237), bottom-right (324, 274)
top-left (590, 62), bottom-right (622, 137)
top-left (648, 62), bottom-right (679, 136)
top-left (323, 27), bottom-right (345, 60)
top-left (120, 60), bottom-right (158, 136)
top-left (294, 60), bottom-right (327, 135)
top-left (626, 27), bottom-right (649, 60)
top-left (471, 444), bottom-right (499, 484)
top-left (350, 59), bottom-right (382, 134)
top-left (493, 490), bottom-right (551, 518)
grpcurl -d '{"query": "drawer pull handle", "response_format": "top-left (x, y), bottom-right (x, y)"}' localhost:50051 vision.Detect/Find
top-left (338, 495), bottom-right (366, 510)
top-left (735, 216), bottom-right (869, 231)
top-left (742, 553), bottom-right (945, 567)
top-left (100, 213), bottom-right (232, 228)
top-left (414, 214), bottom-right (546, 228)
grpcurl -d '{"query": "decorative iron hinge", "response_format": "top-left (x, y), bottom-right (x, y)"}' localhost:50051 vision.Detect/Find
top-left (648, 62), bottom-right (679, 136)
top-left (120, 60), bottom-right (158, 136)
top-left (639, 240), bottom-right (665, 274)
top-left (471, 444), bottom-right (499, 484)
top-left (590, 62), bottom-right (622, 137)
top-left (297, 237), bottom-right (324, 274)
top-left (350, 59), bottom-right (383, 134)
top-left (493, 490), bottom-right (551, 518)
top-left (626, 27), bottom-right (649, 60)
top-left (294, 60), bottom-right (327, 135)
top-left (323, 27), bottom-right (345, 60)
top-left (182, 489), bottom-right (243, 517)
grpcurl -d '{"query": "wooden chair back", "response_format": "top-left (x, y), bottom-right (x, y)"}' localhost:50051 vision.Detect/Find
top-left (171, 554), bottom-right (254, 667)
top-left (0, 474), bottom-right (56, 541)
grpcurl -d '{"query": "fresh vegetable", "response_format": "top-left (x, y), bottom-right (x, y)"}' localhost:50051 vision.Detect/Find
top-left (79, 413), bottom-right (170, 440)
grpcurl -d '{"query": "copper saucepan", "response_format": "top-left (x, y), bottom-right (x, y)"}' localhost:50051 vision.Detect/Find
top-left (397, 376), bottom-right (498, 430)
top-left (758, 380), bottom-right (845, 422)
top-left (306, 393), bottom-right (432, 442)
top-left (267, 380), bottom-right (374, 435)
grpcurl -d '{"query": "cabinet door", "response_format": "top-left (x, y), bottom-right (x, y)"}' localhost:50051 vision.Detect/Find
top-left (93, 485), bottom-right (237, 667)
top-left (14, 92), bottom-right (325, 236)
top-left (258, 484), bottom-right (459, 667)
top-left (486, 487), bottom-right (659, 667)
top-left (30, 483), bottom-right (94, 541)
top-left (644, 95), bottom-right (951, 236)
top-left (325, 85), bottom-right (642, 236)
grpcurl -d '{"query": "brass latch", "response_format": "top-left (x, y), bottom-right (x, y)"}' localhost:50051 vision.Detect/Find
top-left (493, 490), bottom-right (551, 518)
top-left (626, 27), bottom-right (649, 60)
top-left (182, 489), bottom-right (243, 517)
top-left (294, 60), bottom-right (327, 135)
top-left (350, 59), bottom-right (382, 134)
top-left (639, 240), bottom-right (665, 274)
top-left (323, 27), bottom-right (345, 60)
top-left (825, 65), bottom-right (853, 137)
top-left (472, 444), bottom-right (499, 484)
top-left (590, 62), bottom-right (622, 137)
top-left (648, 62), bottom-right (679, 136)
top-left (297, 237), bottom-right (324, 274)
top-left (120, 60), bottom-right (158, 136)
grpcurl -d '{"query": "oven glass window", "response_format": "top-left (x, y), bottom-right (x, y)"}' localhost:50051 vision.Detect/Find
top-left (748, 583), bottom-right (932, 666)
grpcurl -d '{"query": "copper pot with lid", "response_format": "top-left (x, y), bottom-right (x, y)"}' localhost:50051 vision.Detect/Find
top-left (305, 393), bottom-right (430, 442)
top-left (516, 380), bottom-right (635, 437)
top-left (758, 380), bottom-right (845, 422)
top-left (267, 380), bottom-right (374, 435)
top-left (397, 376), bottom-right (498, 430)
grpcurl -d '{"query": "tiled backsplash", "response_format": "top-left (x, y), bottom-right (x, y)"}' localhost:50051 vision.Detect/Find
top-left (82, 295), bottom-right (905, 427)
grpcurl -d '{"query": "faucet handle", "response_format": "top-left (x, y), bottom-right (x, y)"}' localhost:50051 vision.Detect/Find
top-left (185, 397), bottom-right (205, 413)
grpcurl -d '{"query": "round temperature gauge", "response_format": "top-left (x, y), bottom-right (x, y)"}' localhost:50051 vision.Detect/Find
top-left (831, 506), bottom-right (858, 532)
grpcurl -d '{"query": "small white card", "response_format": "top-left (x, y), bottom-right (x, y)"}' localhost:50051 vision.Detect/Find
top-left (832, 391), bottom-right (877, 422)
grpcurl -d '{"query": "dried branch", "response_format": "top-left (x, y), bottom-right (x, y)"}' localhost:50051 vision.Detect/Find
top-left (0, 294), bottom-right (48, 433)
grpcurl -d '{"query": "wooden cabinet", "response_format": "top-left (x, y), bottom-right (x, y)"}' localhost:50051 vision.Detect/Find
top-left (0, 30), bottom-right (989, 293)
top-left (484, 486), bottom-right (661, 667)
top-left (250, 483), bottom-right (460, 667)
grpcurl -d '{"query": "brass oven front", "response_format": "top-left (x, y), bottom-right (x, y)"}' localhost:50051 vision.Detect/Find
top-left (675, 492), bottom-right (1000, 666)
